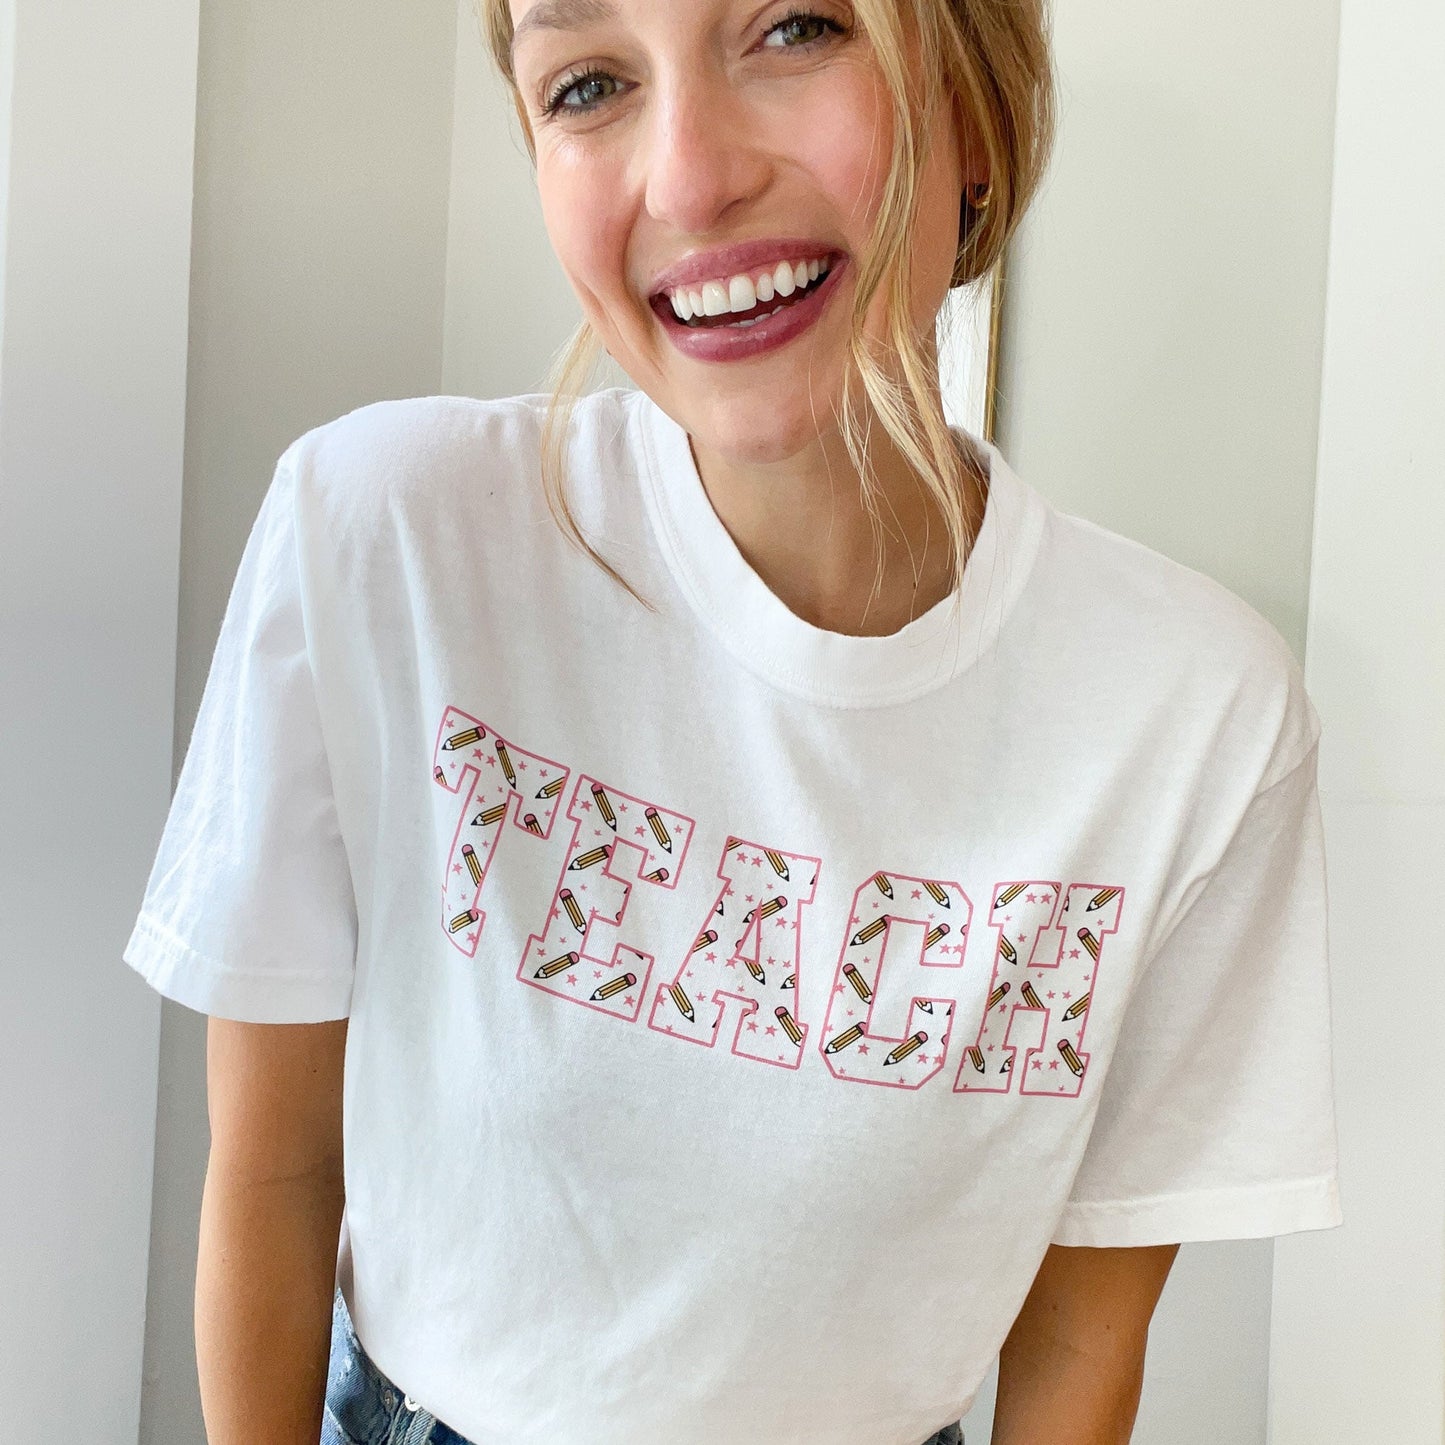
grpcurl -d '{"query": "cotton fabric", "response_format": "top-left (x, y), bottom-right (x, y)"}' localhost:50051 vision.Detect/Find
top-left (124, 387), bottom-right (1341, 1445)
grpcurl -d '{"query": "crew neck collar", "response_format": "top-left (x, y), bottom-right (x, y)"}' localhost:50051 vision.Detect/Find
top-left (629, 387), bottom-right (1046, 710)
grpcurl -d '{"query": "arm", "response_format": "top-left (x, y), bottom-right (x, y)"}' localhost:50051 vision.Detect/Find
top-left (991, 1241), bottom-right (1179, 1445)
top-left (196, 1016), bottom-right (348, 1445)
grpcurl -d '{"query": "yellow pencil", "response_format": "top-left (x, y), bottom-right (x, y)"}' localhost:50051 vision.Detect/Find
top-left (534, 950), bottom-right (579, 979)
top-left (850, 915), bottom-right (889, 947)
top-left (884, 1031), bottom-right (927, 1066)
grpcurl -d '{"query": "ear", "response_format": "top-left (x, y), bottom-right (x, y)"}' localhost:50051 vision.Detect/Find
top-left (950, 90), bottom-right (990, 192)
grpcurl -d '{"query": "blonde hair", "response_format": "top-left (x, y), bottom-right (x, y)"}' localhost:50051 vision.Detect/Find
top-left (478, 0), bottom-right (1055, 615)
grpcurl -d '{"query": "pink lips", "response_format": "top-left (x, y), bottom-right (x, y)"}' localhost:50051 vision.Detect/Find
top-left (652, 254), bottom-right (847, 364)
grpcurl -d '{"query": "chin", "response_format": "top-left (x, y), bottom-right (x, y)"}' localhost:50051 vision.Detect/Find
top-left (683, 391), bottom-right (844, 465)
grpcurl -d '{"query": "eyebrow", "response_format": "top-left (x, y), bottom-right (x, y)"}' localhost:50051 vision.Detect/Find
top-left (510, 0), bottom-right (619, 58)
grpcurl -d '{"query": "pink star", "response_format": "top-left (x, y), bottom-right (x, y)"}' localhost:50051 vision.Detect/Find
top-left (471, 747), bottom-right (483, 760)
top-left (1048, 1059), bottom-right (1059, 1069)
top-left (484, 755), bottom-right (496, 767)
top-left (566, 974), bottom-right (576, 985)
top-left (746, 1020), bottom-right (758, 1031)
top-left (858, 1044), bottom-right (869, 1055)
top-left (764, 1025), bottom-right (777, 1036)
top-left (911, 889), bottom-right (922, 899)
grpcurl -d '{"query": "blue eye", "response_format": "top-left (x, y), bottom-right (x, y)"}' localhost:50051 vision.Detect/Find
top-left (763, 10), bottom-right (846, 49)
top-left (540, 10), bottom-right (847, 119)
top-left (543, 69), bottom-right (621, 117)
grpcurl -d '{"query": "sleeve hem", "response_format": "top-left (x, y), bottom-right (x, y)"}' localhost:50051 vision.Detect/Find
top-left (1050, 1172), bottom-right (1342, 1247)
top-left (122, 912), bottom-right (353, 1024)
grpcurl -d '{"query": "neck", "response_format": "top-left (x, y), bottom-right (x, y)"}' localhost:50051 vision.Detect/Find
top-left (685, 401), bottom-right (985, 639)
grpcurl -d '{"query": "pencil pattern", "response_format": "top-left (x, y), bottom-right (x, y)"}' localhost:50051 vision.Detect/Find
top-left (817, 872), bottom-right (972, 1091)
top-left (521, 774), bottom-right (696, 1022)
top-left (433, 708), bottom-right (569, 957)
top-left (429, 707), bottom-right (1127, 1103)
top-left (647, 837), bottom-right (820, 1070)
top-left (954, 881), bottom-right (1124, 1099)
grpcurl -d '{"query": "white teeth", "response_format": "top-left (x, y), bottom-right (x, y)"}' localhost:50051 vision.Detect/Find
top-left (701, 279), bottom-right (729, 316)
top-left (728, 274), bottom-right (757, 313)
top-left (664, 255), bottom-right (833, 322)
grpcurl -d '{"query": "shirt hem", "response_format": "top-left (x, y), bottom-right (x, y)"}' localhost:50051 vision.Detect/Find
top-left (122, 912), bottom-right (354, 1023)
top-left (1049, 1172), bottom-right (1342, 1246)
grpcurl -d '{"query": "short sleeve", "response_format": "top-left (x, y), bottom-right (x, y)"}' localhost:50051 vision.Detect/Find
top-left (1052, 738), bottom-right (1342, 1246)
top-left (122, 447), bottom-right (358, 1023)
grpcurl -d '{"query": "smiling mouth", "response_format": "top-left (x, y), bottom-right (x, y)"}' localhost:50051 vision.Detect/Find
top-left (651, 266), bottom-right (835, 330)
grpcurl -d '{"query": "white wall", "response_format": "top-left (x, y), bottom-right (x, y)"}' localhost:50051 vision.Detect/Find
top-left (0, 0), bottom-right (199, 1436)
top-left (1268, 0), bottom-right (1445, 1437)
top-left (990, 0), bottom-right (1341, 1440)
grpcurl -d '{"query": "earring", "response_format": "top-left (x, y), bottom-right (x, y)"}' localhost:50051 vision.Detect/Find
top-left (965, 181), bottom-right (993, 211)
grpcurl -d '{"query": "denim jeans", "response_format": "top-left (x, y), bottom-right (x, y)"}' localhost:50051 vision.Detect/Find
top-left (323, 1289), bottom-right (965, 1445)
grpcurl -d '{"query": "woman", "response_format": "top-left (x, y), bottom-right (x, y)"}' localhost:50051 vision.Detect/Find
top-left (122, 1), bottom-right (1342, 1441)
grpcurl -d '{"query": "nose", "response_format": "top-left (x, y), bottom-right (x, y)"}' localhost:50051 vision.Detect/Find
top-left (638, 72), bottom-right (771, 238)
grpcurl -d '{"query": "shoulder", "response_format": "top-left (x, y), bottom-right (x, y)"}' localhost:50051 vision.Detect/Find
top-left (282, 393), bottom-right (546, 496)
top-left (1020, 486), bottom-right (1320, 788)
top-left (276, 387), bottom-right (642, 528)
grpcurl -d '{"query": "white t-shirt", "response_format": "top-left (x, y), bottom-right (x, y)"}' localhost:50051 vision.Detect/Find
top-left (124, 386), bottom-right (1342, 1445)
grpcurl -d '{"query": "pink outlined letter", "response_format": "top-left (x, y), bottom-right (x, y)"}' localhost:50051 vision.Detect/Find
top-left (648, 837), bottom-right (821, 1069)
top-left (433, 707), bottom-right (568, 956)
top-left (953, 882), bottom-right (1124, 1098)
top-left (520, 775), bottom-right (695, 1023)
top-left (818, 872), bottom-right (972, 1091)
